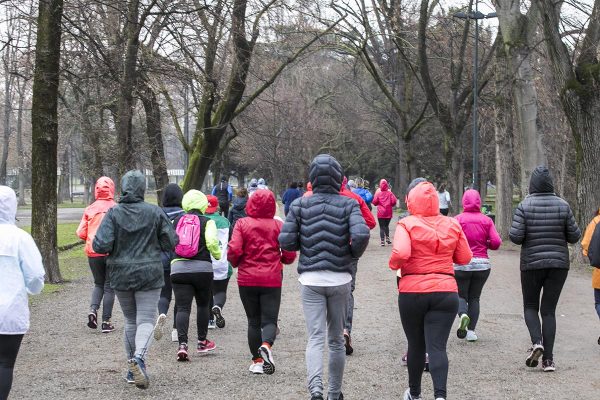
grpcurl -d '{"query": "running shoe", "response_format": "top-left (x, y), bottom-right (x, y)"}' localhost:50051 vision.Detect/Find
top-left (87, 310), bottom-right (98, 329)
top-left (153, 313), bottom-right (167, 340)
top-left (259, 343), bottom-right (275, 374)
top-left (249, 358), bottom-right (264, 374)
top-left (197, 339), bottom-right (216, 353)
top-left (386, 237), bottom-right (392, 245)
top-left (212, 306), bottom-right (225, 328)
top-left (344, 332), bottom-right (353, 355)
top-left (208, 319), bottom-right (216, 329)
top-left (466, 330), bottom-right (478, 342)
top-left (542, 359), bottom-right (556, 372)
top-left (403, 388), bottom-right (423, 400)
top-left (177, 343), bottom-right (189, 362)
top-left (124, 370), bottom-right (135, 384)
top-left (457, 314), bottom-right (470, 339)
top-left (101, 321), bottom-right (115, 333)
top-left (311, 394), bottom-right (324, 400)
top-left (380, 241), bottom-right (385, 247)
top-left (171, 328), bottom-right (178, 342)
top-left (525, 343), bottom-right (544, 367)
top-left (128, 357), bottom-right (149, 389)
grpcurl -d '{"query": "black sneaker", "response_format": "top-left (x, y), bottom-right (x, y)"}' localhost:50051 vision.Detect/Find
top-left (87, 310), bottom-right (97, 329)
top-left (101, 321), bottom-right (115, 333)
top-left (386, 237), bottom-right (392, 245)
top-left (212, 306), bottom-right (225, 328)
top-left (525, 343), bottom-right (544, 367)
top-left (344, 333), bottom-right (353, 355)
top-left (542, 359), bottom-right (556, 372)
top-left (380, 241), bottom-right (385, 247)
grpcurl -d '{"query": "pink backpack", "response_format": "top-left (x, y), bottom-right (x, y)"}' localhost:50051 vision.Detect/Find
top-left (174, 214), bottom-right (201, 258)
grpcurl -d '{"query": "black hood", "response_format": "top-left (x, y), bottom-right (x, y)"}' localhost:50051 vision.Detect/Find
top-left (309, 154), bottom-right (343, 194)
top-left (232, 196), bottom-right (248, 210)
top-left (120, 170), bottom-right (146, 203)
top-left (529, 166), bottom-right (555, 194)
top-left (162, 183), bottom-right (183, 207)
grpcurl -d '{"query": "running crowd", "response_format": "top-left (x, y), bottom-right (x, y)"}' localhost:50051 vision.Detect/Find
top-left (1, 155), bottom-right (600, 400)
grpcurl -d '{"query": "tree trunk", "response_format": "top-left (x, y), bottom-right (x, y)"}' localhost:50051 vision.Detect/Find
top-left (0, 66), bottom-right (11, 185)
top-left (58, 147), bottom-right (70, 203)
top-left (396, 136), bottom-right (410, 203)
top-left (16, 84), bottom-right (26, 205)
top-left (31, 0), bottom-right (64, 283)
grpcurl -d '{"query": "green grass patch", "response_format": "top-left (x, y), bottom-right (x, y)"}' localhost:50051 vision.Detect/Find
top-left (42, 247), bottom-right (89, 295)
top-left (22, 222), bottom-right (81, 248)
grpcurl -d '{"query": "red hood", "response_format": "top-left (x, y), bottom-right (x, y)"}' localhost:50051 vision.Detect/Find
top-left (306, 182), bottom-right (312, 191)
top-left (246, 189), bottom-right (276, 218)
top-left (407, 182), bottom-right (439, 217)
top-left (95, 176), bottom-right (115, 200)
top-left (462, 189), bottom-right (481, 212)
top-left (380, 179), bottom-right (389, 191)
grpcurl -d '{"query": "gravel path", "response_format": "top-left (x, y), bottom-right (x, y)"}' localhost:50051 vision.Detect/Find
top-left (11, 234), bottom-right (600, 399)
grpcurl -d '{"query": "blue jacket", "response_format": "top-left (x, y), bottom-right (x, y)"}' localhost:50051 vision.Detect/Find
top-left (352, 187), bottom-right (373, 205)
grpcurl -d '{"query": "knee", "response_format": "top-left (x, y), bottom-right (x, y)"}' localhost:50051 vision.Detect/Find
top-left (248, 318), bottom-right (261, 329)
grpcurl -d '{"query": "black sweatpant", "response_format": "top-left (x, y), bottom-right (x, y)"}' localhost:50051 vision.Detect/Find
top-left (455, 269), bottom-right (491, 331)
top-left (172, 272), bottom-right (213, 344)
top-left (159, 269), bottom-right (177, 328)
top-left (398, 292), bottom-right (459, 399)
top-left (378, 218), bottom-right (391, 242)
top-left (521, 268), bottom-right (568, 361)
top-left (0, 334), bottom-right (24, 400)
top-left (219, 202), bottom-right (230, 219)
top-left (239, 286), bottom-right (282, 360)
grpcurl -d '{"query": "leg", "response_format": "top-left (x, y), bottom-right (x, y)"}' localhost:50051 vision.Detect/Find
top-left (454, 270), bottom-right (471, 317)
top-left (595, 289), bottom-right (600, 320)
top-left (0, 334), bottom-right (24, 400)
top-left (539, 269), bottom-right (568, 360)
top-left (326, 283), bottom-right (351, 400)
top-left (301, 285), bottom-right (327, 397)
top-left (378, 218), bottom-right (386, 242)
top-left (88, 257), bottom-right (106, 314)
top-left (345, 260), bottom-right (358, 335)
top-left (101, 261), bottom-right (115, 322)
top-left (171, 275), bottom-right (195, 345)
top-left (424, 292), bottom-right (459, 400)
top-left (239, 286), bottom-right (263, 359)
top-left (466, 269), bottom-right (491, 331)
top-left (213, 277), bottom-right (230, 309)
top-left (194, 272), bottom-right (213, 342)
top-left (398, 293), bottom-right (426, 398)
top-left (133, 289), bottom-right (160, 359)
top-left (158, 268), bottom-right (172, 316)
top-left (382, 218), bottom-right (391, 241)
top-left (115, 290), bottom-right (137, 359)
top-left (521, 270), bottom-right (544, 346)
top-left (260, 287), bottom-right (282, 346)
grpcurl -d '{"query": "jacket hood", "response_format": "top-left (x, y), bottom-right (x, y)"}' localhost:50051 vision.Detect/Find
top-left (309, 154), bottom-right (343, 194)
top-left (407, 182), bottom-right (440, 217)
top-left (205, 195), bottom-right (219, 214)
top-left (306, 182), bottom-right (312, 191)
top-left (258, 178), bottom-right (266, 186)
top-left (347, 179), bottom-right (357, 189)
top-left (342, 176), bottom-right (348, 191)
top-left (249, 178), bottom-right (258, 188)
top-left (0, 185), bottom-right (17, 224)
top-left (95, 177), bottom-right (115, 201)
top-left (462, 189), bottom-right (482, 212)
top-left (120, 170), bottom-right (146, 203)
top-left (182, 190), bottom-right (208, 213)
top-left (529, 166), bottom-right (555, 194)
top-left (162, 183), bottom-right (183, 207)
top-left (232, 196), bottom-right (247, 210)
top-left (246, 189), bottom-right (276, 218)
top-left (380, 179), bottom-right (389, 191)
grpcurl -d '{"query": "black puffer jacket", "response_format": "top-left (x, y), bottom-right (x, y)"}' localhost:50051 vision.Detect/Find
top-left (279, 154), bottom-right (370, 274)
top-left (509, 166), bottom-right (581, 271)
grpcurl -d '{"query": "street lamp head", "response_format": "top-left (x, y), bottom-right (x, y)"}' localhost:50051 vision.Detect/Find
top-left (453, 11), bottom-right (469, 19)
top-left (484, 12), bottom-right (498, 19)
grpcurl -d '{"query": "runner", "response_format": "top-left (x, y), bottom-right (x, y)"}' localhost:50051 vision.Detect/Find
top-left (228, 189), bottom-right (296, 375)
top-left (372, 179), bottom-right (398, 246)
top-left (211, 177), bottom-right (233, 218)
top-left (581, 208), bottom-right (600, 345)
top-left (257, 178), bottom-right (268, 190)
top-left (509, 166), bottom-right (581, 372)
top-left (228, 187), bottom-right (248, 240)
top-left (248, 179), bottom-right (259, 197)
top-left (437, 184), bottom-right (451, 216)
top-left (0, 186), bottom-right (45, 400)
top-left (282, 182), bottom-right (302, 216)
top-left (92, 170), bottom-right (178, 389)
top-left (170, 190), bottom-right (222, 362)
top-left (454, 189), bottom-right (502, 341)
top-left (280, 154), bottom-right (370, 400)
top-left (76, 177), bottom-right (116, 333)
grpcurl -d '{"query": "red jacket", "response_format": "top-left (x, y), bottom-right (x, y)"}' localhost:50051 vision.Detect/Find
top-left (229, 189), bottom-right (296, 287)
top-left (341, 177), bottom-right (376, 230)
top-left (389, 182), bottom-right (472, 293)
top-left (372, 179), bottom-right (398, 219)
top-left (76, 177), bottom-right (116, 257)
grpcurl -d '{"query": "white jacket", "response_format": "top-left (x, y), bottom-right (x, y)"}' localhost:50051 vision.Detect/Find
top-left (0, 186), bottom-right (45, 334)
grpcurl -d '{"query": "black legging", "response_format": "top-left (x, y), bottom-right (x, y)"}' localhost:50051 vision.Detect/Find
top-left (172, 272), bottom-right (213, 344)
top-left (521, 269), bottom-right (568, 361)
top-left (378, 218), bottom-right (391, 241)
top-left (0, 334), bottom-right (24, 400)
top-left (211, 278), bottom-right (230, 310)
top-left (219, 202), bottom-right (230, 219)
top-left (398, 292), bottom-right (458, 399)
top-left (455, 269), bottom-right (491, 331)
top-left (159, 269), bottom-right (177, 328)
top-left (239, 286), bottom-right (281, 360)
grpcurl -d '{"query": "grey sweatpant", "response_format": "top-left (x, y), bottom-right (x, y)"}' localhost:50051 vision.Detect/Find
top-left (301, 283), bottom-right (351, 400)
top-left (115, 289), bottom-right (160, 360)
top-left (345, 260), bottom-right (358, 334)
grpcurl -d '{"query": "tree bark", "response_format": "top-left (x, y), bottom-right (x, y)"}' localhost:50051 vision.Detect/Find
top-left (0, 60), bottom-right (12, 185)
top-left (16, 88), bottom-right (26, 205)
top-left (31, 0), bottom-right (64, 283)
top-left (58, 147), bottom-right (70, 203)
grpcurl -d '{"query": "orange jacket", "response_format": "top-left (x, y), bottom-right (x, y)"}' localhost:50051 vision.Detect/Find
top-left (389, 182), bottom-right (472, 293)
top-left (76, 177), bottom-right (116, 257)
top-left (581, 210), bottom-right (600, 289)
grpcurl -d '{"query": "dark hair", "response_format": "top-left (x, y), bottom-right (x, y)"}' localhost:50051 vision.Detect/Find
top-left (438, 183), bottom-right (446, 192)
top-left (236, 187), bottom-right (248, 197)
top-left (162, 183), bottom-right (183, 207)
top-left (297, 181), bottom-right (304, 188)
top-left (221, 176), bottom-right (228, 182)
top-left (289, 182), bottom-right (298, 189)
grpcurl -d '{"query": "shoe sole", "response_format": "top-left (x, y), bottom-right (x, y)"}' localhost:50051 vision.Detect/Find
top-left (543, 366), bottom-right (556, 372)
top-left (197, 345), bottom-right (216, 354)
top-left (259, 346), bottom-right (275, 375)
top-left (177, 351), bottom-right (189, 362)
top-left (344, 334), bottom-right (353, 355)
top-left (526, 347), bottom-right (544, 367)
top-left (87, 313), bottom-right (97, 329)
top-left (101, 328), bottom-right (115, 334)
top-left (212, 307), bottom-right (225, 328)
top-left (128, 359), bottom-right (149, 389)
top-left (153, 314), bottom-right (167, 341)
top-left (457, 316), bottom-right (470, 339)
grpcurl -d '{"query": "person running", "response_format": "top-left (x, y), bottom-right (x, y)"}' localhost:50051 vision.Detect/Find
top-left (437, 184), bottom-right (451, 216)
top-left (282, 182), bottom-right (302, 216)
top-left (280, 154), bottom-right (370, 400)
top-left (372, 178), bottom-right (398, 246)
top-left (581, 208), bottom-right (600, 345)
top-left (351, 179), bottom-right (373, 211)
top-left (0, 186), bottom-right (45, 400)
top-left (205, 195), bottom-right (231, 329)
top-left (509, 166), bottom-right (581, 372)
top-left (248, 178), bottom-right (259, 197)
top-left (303, 182), bottom-right (313, 197)
top-left (93, 170), bottom-right (178, 389)
top-left (454, 189), bottom-right (502, 342)
top-left (229, 189), bottom-right (296, 375)
top-left (257, 178), bottom-right (268, 190)
top-left (76, 177), bottom-right (116, 333)
top-left (389, 181), bottom-right (472, 400)
top-left (211, 177), bottom-right (233, 218)
top-left (170, 190), bottom-right (221, 361)
top-left (157, 183), bottom-right (185, 343)
top-left (228, 187), bottom-right (248, 240)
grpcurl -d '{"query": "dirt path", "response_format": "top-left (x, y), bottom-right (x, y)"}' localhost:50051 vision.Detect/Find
top-left (11, 233), bottom-right (600, 399)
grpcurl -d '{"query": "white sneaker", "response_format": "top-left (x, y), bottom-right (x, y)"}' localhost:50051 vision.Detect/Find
top-left (526, 343), bottom-right (544, 367)
top-left (403, 389), bottom-right (422, 400)
top-left (249, 361), bottom-right (264, 374)
top-left (457, 314), bottom-right (470, 339)
top-left (208, 320), bottom-right (216, 329)
top-left (171, 328), bottom-right (178, 342)
top-left (153, 313), bottom-right (167, 340)
top-left (466, 330), bottom-right (478, 342)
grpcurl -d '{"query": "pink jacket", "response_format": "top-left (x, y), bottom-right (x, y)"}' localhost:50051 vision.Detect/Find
top-left (454, 189), bottom-right (501, 259)
top-left (76, 177), bottom-right (116, 257)
top-left (372, 179), bottom-right (397, 219)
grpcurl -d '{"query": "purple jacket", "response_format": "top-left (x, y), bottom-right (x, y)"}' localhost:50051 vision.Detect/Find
top-left (454, 189), bottom-right (502, 259)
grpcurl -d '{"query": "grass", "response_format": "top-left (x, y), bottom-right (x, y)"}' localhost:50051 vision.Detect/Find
top-left (21, 222), bottom-right (81, 248)
top-left (43, 247), bottom-right (88, 295)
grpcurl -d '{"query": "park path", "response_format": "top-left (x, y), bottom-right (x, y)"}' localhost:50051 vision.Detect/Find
top-left (11, 229), bottom-right (600, 400)
top-left (15, 208), bottom-right (84, 227)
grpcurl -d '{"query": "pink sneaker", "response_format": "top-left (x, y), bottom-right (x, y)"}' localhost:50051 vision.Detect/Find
top-left (197, 339), bottom-right (216, 353)
top-left (177, 343), bottom-right (189, 361)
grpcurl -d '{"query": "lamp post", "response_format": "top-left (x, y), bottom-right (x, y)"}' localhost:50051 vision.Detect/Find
top-left (453, 2), bottom-right (497, 191)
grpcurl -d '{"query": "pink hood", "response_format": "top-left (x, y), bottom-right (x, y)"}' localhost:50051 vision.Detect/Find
top-left (372, 178), bottom-right (398, 219)
top-left (380, 179), bottom-right (389, 191)
top-left (455, 189), bottom-right (502, 259)
top-left (462, 189), bottom-right (481, 213)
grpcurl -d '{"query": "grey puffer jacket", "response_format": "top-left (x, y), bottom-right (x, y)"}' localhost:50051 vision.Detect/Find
top-left (279, 154), bottom-right (370, 274)
top-left (509, 166), bottom-right (581, 271)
